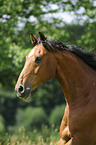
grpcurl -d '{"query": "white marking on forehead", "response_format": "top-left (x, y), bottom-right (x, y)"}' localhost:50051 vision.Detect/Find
top-left (28, 48), bottom-right (35, 58)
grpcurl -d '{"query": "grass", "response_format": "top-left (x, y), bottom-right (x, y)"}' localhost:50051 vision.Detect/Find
top-left (0, 125), bottom-right (60, 145)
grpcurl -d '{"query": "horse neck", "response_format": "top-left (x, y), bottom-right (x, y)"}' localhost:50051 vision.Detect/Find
top-left (54, 50), bottom-right (96, 108)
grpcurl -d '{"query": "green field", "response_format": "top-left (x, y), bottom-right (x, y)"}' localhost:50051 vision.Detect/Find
top-left (0, 125), bottom-right (60, 145)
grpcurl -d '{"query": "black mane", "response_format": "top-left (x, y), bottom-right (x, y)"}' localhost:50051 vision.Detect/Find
top-left (38, 39), bottom-right (96, 71)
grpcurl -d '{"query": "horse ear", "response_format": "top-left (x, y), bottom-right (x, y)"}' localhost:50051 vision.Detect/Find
top-left (38, 32), bottom-right (46, 41)
top-left (30, 33), bottom-right (37, 45)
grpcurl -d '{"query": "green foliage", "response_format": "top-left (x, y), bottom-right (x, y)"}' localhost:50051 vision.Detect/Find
top-left (0, 114), bottom-right (5, 132)
top-left (49, 104), bottom-right (66, 127)
top-left (79, 22), bottom-right (96, 51)
top-left (15, 107), bottom-right (48, 130)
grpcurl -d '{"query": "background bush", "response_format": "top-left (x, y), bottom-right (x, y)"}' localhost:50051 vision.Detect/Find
top-left (0, 114), bottom-right (5, 132)
top-left (15, 107), bottom-right (48, 130)
top-left (49, 104), bottom-right (66, 127)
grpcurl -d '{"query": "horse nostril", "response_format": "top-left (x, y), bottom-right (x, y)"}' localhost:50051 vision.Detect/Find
top-left (18, 85), bottom-right (24, 94)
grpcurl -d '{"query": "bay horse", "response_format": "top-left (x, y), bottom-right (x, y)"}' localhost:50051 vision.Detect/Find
top-left (15, 32), bottom-right (96, 145)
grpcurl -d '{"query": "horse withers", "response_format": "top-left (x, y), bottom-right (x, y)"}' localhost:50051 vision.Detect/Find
top-left (15, 32), bottom-right (96, 145)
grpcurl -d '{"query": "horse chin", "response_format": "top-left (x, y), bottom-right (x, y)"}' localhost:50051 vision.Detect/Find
top-left (17, 89), bottom-right (31, 100)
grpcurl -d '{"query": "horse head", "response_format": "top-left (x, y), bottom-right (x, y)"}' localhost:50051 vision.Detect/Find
top-left (15, 32), bottom-right (56, 99)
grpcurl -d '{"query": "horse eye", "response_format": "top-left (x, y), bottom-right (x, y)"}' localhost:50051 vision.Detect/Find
top-left (35, 56), bottom-right (42, 63)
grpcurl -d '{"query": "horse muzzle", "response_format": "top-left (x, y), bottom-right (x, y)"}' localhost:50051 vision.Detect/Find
top-left (15, 84), bottom-right (31, 99)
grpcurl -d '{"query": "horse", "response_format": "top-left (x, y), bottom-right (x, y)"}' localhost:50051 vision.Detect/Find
top-left (15, 32), bottom-right (96, 145)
